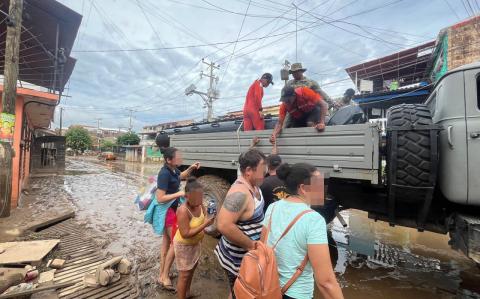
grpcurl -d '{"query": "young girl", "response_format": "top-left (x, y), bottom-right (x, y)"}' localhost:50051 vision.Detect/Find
top-left (174, 177), bottom-right (214, 299)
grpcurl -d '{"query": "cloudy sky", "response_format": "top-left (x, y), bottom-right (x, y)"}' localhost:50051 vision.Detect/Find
top-left (55, 0), bottom-right (471, 131)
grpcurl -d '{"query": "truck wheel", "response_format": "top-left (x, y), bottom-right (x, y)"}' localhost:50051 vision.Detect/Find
top-left (387, 104), bottom-right (433, 189)
top-left (197, 175), bottom-right (231, 237)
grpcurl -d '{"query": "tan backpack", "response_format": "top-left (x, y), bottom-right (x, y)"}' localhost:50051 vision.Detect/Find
top-left (234, 207), bottom-right (313, 299)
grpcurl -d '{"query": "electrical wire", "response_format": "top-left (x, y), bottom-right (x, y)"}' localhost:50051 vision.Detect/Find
top-left (218, 0), bottom-right (252, 86)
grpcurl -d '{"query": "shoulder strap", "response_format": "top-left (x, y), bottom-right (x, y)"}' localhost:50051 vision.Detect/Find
top-left (271, 208), bottom-right (314, 295)
top-left (272, 209), bottom-right (314, 249)
top-left (281, 254), bottom-right (309, 294)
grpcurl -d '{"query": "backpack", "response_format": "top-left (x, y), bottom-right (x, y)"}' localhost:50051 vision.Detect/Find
top-left (234, 206), bottom-right (314, 299)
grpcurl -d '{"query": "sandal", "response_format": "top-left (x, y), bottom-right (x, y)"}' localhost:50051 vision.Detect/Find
top-left (186, 290), bottom-right (201, 298)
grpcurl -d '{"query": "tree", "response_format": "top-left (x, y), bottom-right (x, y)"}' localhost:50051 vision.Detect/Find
top-left (100, 139), bottom-right (116, 151)
top-left (116, 132), bottom-right (140, 146)
top-left (65, 126), bottom-right (93, 152)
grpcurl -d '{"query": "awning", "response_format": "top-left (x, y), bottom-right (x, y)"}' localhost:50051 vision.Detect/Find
top-left (0, 0), bottom-right (82, 92)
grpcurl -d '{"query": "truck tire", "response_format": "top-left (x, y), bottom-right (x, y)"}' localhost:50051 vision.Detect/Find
top-left (197, 175), bottom-right (231, 237)
top-left (387, 104), bottom-right (433, 188)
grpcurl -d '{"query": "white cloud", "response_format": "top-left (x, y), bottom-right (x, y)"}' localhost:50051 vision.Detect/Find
top-left (55, 0), bottom-right (466, 131)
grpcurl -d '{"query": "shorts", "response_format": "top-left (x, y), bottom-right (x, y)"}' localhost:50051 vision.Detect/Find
top-left (165, 208), bottom-right (177, 228)
top-left (165, 208), bottom-right (177, 244)
top-left (225, 270), bottom-right (237, 299)
top-left (286, 104), bottom-right (322, 128)
top-left (173, 241), bottom-right (201, 271)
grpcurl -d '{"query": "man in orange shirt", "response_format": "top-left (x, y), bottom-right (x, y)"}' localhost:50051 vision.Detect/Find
top-left (243, 73), bottom-right (274, 131)
top-left (270, 86), bottom-right (328, 144)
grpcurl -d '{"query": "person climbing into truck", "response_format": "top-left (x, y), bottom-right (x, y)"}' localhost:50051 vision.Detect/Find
top-left (287, 62), bottom-right (334, 108)
top-left (269, 86), bottom-right (328, 144)
top-left (243, 73), bottom-right (274, 131)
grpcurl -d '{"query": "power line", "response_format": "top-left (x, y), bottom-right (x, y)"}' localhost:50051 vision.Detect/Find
top-left (219, 0), bottom-right (252, 86)
top-left (442, 0), bottom-right (461, 20)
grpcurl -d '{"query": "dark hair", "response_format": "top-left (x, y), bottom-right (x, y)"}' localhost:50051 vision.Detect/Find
top-left (277, 163), bottom-right (317, 194)
top-left (238, 149), bottom-right (266, 173)
top-left (267, 154), bottom-right (282, 169)
top-left (160, 147), bottom-right (178, 163)
top-left (185, 177), bottom-right (203, 193)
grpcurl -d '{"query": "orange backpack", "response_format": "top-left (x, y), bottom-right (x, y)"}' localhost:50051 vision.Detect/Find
top-left (234, 208), bottom-right (313, 299)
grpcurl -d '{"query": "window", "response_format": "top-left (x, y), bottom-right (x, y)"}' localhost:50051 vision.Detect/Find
top-left (477, 74), bottom-right (480, 110)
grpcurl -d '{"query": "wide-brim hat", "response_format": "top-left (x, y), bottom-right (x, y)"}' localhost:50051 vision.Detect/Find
top-left (289, 62), bottom-right (307, 74)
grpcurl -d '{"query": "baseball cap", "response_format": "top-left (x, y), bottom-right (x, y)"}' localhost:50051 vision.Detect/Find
top-left (267, 154), bottom-right (282, 168)
top-left (280, 86), bottom-right (295, 102)
top-left (344, 88), bottom-right (355, 97)
top-left (261, 73), bottom-right (274, 85)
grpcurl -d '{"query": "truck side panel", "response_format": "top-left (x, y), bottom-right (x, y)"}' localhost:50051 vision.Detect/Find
top-left (171, 123), bottom-right (380, 183)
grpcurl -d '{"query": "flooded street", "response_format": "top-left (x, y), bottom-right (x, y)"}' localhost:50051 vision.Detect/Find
top-left (59, 158), bottom-right (479, 299)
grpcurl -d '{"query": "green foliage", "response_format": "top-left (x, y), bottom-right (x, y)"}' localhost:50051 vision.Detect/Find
top-left (65, 126), bottom-right (93, 152)
top-left (101, 140), bottom-right (116, 151)
top-left (116, 132), bottom-right (140, 145)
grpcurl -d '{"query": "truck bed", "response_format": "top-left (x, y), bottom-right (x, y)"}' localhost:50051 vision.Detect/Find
top-left (171, 123), bottom-right (381, 183)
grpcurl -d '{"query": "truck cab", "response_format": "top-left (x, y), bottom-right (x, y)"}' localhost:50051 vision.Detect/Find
top-left (425, 62), bottom-right (480, 206)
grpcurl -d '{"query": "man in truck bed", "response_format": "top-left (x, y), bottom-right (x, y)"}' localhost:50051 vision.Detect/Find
top-left (270, 85), bottom-right (328, 144)
top-left (287, 62), bottom-right (334, 107)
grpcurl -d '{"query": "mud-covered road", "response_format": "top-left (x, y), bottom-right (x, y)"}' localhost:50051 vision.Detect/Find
top-left (58, 158), bottom-right (479, 299)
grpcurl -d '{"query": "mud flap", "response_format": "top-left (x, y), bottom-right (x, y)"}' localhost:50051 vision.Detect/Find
top-left (450, 214), bottom-right (480, 264)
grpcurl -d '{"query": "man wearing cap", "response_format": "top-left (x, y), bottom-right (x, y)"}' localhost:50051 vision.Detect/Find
top-left (333, 88), bottom-right (356, 112)
top-left (287, 62), bottom-right (334, 107)
top-left (242, 73), bottom-right (274, 131)
top-left (269, 85), bottom-right (328, 144)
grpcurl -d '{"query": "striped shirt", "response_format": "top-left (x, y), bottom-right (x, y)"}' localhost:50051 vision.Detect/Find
top-left (214, 181), bottom-right (265, 276)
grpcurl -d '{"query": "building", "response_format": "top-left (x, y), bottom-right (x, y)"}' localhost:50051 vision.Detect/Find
top-left (68, 124), bottom-right (128, 146)
top-left (344, 41), bottom-right (436, 120)
top-left (221, 104), bottom-right (280, 120)
top-left (140, 119), bottom-right (194, 163)
top-left (0, 0), bottom-right (81, 211)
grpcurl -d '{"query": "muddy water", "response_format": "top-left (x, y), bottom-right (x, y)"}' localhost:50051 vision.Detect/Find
top-left (63, 158), bottom-right (480, 299)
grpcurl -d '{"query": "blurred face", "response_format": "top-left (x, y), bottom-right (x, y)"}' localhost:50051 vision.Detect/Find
top-left (244, 159), bottom-right (267, 187)
top-left (186, 189), bottom-right (204, 207)
top-left (260, 78), bottom-right (270, 87)
top-left (299, 170), bottom-right (324, 206)
top-left (167, 151), bottom-right (183, 167)
top-left (292, 70), bottom-right (304, 80)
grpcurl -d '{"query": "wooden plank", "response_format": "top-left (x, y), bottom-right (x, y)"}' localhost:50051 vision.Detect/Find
top-left (0, 281), bottom-right (75, 298)
top-left (0, 240), bottom-right (60, 266)
top-left (26, 211), bottom-right (75, 232)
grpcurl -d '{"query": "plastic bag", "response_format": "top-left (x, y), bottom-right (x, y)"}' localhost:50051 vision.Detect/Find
top-left (135, 176), bottom-right (157, 211)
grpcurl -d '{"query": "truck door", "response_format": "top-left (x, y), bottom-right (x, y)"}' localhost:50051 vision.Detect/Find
top-left (433, 71), bottom-right (468, 204)
top-left (465, 69), bottom-right (480, 205)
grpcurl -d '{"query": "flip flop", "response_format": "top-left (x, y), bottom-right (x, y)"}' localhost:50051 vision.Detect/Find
top-left (161, 284), bottom-right (177, 293)
top-left (186, 290), bottom-right (201, 298)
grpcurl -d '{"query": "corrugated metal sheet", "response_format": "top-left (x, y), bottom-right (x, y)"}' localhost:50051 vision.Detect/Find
top-left (172, 123), bottom-right (381, 183)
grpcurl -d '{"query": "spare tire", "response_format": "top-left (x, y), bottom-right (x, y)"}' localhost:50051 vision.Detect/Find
top-left (197, 175), bottom-right (231, 237)
top-left (386, 104), bottom-right (434, 190)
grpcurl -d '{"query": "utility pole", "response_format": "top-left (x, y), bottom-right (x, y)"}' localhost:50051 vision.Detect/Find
top-left (125, 108), bottom-right (135, 132)
top-left (59, 107), bottom-right (64, 136)
top-left (185, 59), bottom-right (219, 122)
top-left (0, 0), bottom-right (23, 218)
top-left (96, 118), bottom-right (101, 151)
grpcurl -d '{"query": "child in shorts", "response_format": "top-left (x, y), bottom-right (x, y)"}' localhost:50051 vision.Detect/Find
top-left (174, 177), bottom-right (214, 299)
